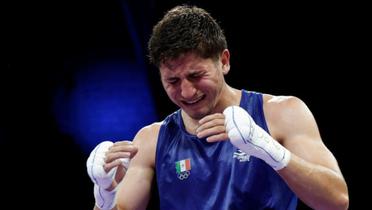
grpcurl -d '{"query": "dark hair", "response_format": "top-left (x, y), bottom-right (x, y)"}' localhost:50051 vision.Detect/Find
top-left (148, 5), bottom-right (227, 67)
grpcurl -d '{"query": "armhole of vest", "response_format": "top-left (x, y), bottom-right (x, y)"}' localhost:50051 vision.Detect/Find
top-left (154, 121), bottom-right (166, 170)
top-left (240, 89), bottom-right (248, 107)
top-left (258, 93), bottom-right (271, 134)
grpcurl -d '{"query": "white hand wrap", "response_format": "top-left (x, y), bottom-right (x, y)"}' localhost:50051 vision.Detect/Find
top-left (93, 184), bottom-right (116, 210)
top-left (86, 141), bottom-right (129, 210)
top-left (223, 106), bottom-right (291, 170)
top-left (87, 141), bottom-right (116, 189)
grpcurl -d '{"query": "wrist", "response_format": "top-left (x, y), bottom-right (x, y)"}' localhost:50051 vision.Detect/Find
top-left (249, 123), bottom-right (291, 170)
top-left (229, 129), bottom-right (291, 170)
top-left (94, 184), bottom-right (117, 210)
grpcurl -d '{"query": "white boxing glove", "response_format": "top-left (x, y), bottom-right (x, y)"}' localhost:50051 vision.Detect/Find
top-left (87, 141), bottom-right (116, 189)
top-left (223, 106), bottom-right (291, 170)
top-left (86, 141), bottom-right (130, 210)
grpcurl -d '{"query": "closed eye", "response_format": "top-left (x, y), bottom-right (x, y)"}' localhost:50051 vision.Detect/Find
top-left (167, 78), bottom-right (179, 84)
top-left (188, 72), bottom-right (204, 80)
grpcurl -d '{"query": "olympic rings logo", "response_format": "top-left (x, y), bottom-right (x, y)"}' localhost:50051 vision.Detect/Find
top-left (177, 171), bottom-right (190, 180)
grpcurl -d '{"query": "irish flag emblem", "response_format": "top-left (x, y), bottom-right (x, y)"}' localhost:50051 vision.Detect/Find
top-left (175, 159), bottom-right (191, 180)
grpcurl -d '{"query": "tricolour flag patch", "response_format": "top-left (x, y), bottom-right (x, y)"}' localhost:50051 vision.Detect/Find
top-left (175, 159), bottom-right (191, 173)
top-left (175, 159), bottom-right (191, 180)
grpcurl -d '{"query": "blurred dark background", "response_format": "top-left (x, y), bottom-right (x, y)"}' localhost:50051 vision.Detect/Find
top-left (3, 0), bottom-right (364, 209)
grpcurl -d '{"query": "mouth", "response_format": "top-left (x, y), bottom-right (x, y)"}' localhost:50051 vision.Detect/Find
top-left (181, 95), bottom-right (206, 106)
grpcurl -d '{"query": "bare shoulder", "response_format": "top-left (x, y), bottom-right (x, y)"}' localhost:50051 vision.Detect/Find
top-left (263, 94), bottom-right (310, 121)
top-left (133, 122), bottom-right (162, 144)
top-left (262, 94), bottom-right (317, 142)
top-left (131, 122), bottom-right (162, 168)
top-left (263, 93), bottom-right (305, 108)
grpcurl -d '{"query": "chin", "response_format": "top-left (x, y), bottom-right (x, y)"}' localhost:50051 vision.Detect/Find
top-left (190, 113), bottom-right (205, 120)
top-left (185, 107), bottom-right (210, 120)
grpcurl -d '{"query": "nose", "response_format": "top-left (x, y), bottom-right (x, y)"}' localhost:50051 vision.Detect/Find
top-left (180, 79), bottom-right (196, 99)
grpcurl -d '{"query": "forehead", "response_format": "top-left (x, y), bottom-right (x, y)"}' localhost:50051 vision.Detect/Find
top-left (160, 53), bottom-right (214, 74)
top-left (163, 53), bottom-right (199, 69)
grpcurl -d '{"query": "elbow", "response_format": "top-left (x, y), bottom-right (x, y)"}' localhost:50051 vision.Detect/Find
top-left (336, 192), bottom-right (349, 210)
top-left (313, 190), bottom-right (349, 210)
top-left (330, 177), bottom-right (349, 210)
top-left (326, 191), bottom-right (349, 210)
top-left (335, 183), bottom-right (349, 210)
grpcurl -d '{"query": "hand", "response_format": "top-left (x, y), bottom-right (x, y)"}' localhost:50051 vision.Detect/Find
top-left (86, 140), bottom-right (138, 210)
top-left (223, 106), bottom-right (291, 170)
top-left (196, 112), bottom-right (228, 141)
top-left (103, 141), bottom-right (138, 187)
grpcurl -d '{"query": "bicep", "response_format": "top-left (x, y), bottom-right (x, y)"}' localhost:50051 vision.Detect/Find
top-left (284, 134), bottom-right (341, 173)
top-left (286, 108), bottom-right (341, 173)
top-left (267, 96), bottom-right (341, 173)
top-left (115, 124), bottom-right (159, 210)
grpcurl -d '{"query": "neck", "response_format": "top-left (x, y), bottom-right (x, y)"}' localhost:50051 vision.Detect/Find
top-left (181, 111), bottom-right (199, 135)
top-left (214, 85), bottom-right (241, 113)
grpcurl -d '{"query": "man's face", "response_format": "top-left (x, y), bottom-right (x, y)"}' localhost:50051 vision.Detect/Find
top-left (159, 53), bottom-right (227, 120)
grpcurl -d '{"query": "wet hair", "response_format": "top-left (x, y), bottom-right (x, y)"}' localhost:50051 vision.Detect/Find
top-left (148, 5), bottom-right (227, 67)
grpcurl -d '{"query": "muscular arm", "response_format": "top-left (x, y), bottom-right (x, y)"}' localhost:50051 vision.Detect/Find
top-left (116, 124), bottom-right (159, 210)
top-left (264, 95), bottom-right (349, 210)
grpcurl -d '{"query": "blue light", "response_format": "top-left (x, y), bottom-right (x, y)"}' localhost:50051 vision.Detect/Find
top-left (53, 60), bottom-right (157, 154)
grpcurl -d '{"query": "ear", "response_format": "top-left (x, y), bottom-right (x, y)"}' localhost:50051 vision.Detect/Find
top-left (220, 49), bottom-right (230, 75)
